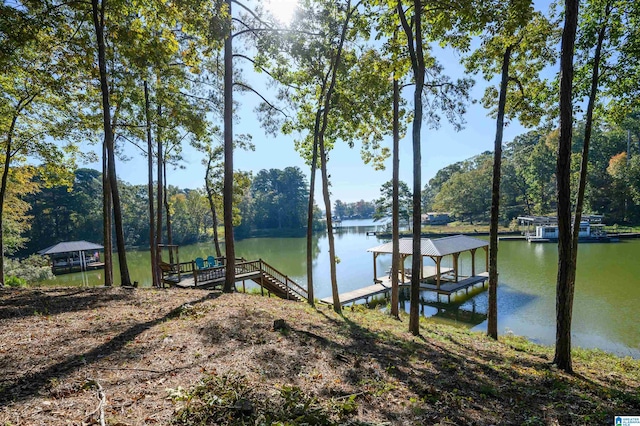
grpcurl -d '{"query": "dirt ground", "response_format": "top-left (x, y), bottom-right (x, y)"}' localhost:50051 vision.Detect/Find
top-left (0, 287), bottom-right (638, 425)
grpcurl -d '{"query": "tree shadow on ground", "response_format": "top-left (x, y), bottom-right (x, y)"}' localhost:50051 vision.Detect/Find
top-left (0, 287), bottom-right (134, 320)
top-left (308, 308), bottom-right (639, 425)
top-left (0, 291), bottom-right (220, 406)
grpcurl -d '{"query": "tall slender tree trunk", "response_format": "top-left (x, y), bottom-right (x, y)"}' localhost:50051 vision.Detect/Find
top-left (91, 0), bottom-right (131, 285)
top-left (144, 81), bottom-right (158, 288)
top-left (319, 135), bottom-right (340, 313)
top-left (488, 46), bottom-right (512, 340)
top-left (0, 119), bottom-right (15, 287)
top-left (102, 137), bottom-right (113, 286)
top-left (108, 139), bottom-right (131, 285)
top-left (391, 73), bottom-right (400, 318)
top-left (305, 109), bottom-right (322, 306)
top-left (156, 104), bottom-right (164, 278)
top-left (223, 0), bottom-right (235, 292)
top-left (206, 157), bottom-right (222, 257)
top-left (316, 0), bottom-right (357, 314)
top-left (399, 0), bottom-right (425, 336)
top-left (571, 4), bottom-right (609, 262)
top-left (554, 0), bottom-right (579, 373)
top-left (163, 161), bottom-right (173, 264)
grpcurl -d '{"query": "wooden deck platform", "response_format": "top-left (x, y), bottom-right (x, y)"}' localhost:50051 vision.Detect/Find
top-left (173, 271), bottom-right (261, 289)
top-left (162, 259), bottom-right (308, 302)
top-left (418, 271), bottom-right (489, 302)
top-left (320, 266), bottom-right (456, 305)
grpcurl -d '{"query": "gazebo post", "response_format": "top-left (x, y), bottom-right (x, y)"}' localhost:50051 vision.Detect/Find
top-left (373, 252), bottom-right (378, 281)
top-left (470, 248), bottom-right (477, 276)
top-left (401, 254), bottom-right (406, 284)
top-left (435, 256), bottom-right (442, 289)
top-left (453, 253), bottom-right (459, 282)
top-left (420, 255), bottom-right (424, 280)
top-left (483, 246), bottom-right (488, 272)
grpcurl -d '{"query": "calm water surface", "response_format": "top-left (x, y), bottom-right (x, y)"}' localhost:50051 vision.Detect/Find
top-left (40, 219), bottom-right (640, 358)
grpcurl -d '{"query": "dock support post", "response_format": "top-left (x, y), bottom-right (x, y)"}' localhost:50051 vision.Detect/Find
top-left (435, 257), bottom-right (442, 289)
top-left (242, 280), bottom-right (246, 293)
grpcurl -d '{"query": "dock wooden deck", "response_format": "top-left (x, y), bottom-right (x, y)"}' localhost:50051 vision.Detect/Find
top-left (419, 272), bottom-right (489, 302)
top-left (320, 266), bottom-right (458, 305)
top-left (173, 271), bottom-right (261, 289)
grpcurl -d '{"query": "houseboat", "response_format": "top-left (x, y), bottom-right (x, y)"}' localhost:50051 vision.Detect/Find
top-left (517, 215), bottom-right (614, 243)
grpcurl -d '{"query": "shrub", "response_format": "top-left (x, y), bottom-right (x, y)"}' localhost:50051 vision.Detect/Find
top-left (5, 276), bottom-right (27, 287)
top-left (4, 255), bottom-right (54, 284)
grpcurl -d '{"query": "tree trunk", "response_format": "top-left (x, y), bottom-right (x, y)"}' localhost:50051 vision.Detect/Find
top-left (398, 0), bottom-right (425, 336)
top-left (391, 72), bottom-right (400, 318)
top-left (91, 0), bottom-right (131, 285)
top-left (319, 138), bottom-right (340, 312)
top-left (223, 0), bottom-right (235, 293)
top-left (156, 104), bottom-right (164, 281)
top-left (144, 81), bottom-right (158, 288)
top-left (163, 161), bottom-right (173, 264)
top-left (306, 108), bottom-right (322, 306)
top-left (315, 0), bottom-right (357, 315)
top-left (488, 46), bottom-right (512, 340)
top-left (102, 136), bottom-right (113, 287)
top-left (0, 118), bottom-right (16, 287)
top-left (206, 157), bottom-right (222, 257)
top-left (108, 137), bottom-right (131, 286)
top-left (571, 4), bottom-right (609, 265)
top-left (554, 0), bottom-right (579, 373)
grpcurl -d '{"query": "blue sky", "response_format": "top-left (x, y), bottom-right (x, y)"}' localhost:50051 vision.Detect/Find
top-left (93, 1), bottom-right (553, 204)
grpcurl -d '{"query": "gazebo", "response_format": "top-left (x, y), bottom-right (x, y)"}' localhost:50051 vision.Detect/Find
top-left (367, 235), bottom-right (489, 288)
top-left (38, 240), bottom-right (104, 274)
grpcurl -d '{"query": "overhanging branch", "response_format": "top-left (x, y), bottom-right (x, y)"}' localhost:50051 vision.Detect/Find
top-left (233, 82), bottom-right (288, 118)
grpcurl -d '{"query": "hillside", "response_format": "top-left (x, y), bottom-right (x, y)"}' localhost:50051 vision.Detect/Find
top-left (0, 288), bottom-right (638, 425)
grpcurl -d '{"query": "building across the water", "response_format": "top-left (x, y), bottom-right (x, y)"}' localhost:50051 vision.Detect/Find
top-left (38, 241), bottom-right (105, 274)
top-left (517, 215), bottom-right (612, 243)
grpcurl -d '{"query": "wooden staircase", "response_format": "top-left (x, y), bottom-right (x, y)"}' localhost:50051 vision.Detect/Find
top-left (249, 259), bottom-right (307, 302)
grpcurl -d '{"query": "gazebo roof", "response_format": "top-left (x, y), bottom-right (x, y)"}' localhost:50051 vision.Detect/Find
top-left (38, 240), bottom-right (104, 255)
top-left (367, 235), bottom-right (488, 257)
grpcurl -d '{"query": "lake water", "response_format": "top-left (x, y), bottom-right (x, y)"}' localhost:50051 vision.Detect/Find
top-left (40, 219), bottom-right (640, 358)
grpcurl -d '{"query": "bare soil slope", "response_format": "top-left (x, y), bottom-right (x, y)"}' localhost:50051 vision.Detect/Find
top-left (0, 287), bottom-right (638, 425)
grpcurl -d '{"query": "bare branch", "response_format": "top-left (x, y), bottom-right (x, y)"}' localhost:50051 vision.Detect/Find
top-left (232, 0), bottom-right (273, 29)
top-left (233, 27), bottom-right (320, 39)
top-left (234, 82), bottom-right (288, 117)
top-left (233, 54), bottom-right (302, 90)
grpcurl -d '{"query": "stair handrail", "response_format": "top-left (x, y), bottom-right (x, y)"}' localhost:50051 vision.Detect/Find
top-left (259, 259), bottom-right (307, 300)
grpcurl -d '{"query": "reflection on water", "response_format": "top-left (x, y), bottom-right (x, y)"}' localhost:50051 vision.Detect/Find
top-left (37, 219), bottom-right (640, 358)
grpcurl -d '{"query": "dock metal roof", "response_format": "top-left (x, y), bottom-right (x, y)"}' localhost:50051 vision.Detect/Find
top-left (38, 240), bottom-right (104, 255)
top-left (367, 235), bottom-right (488, 257)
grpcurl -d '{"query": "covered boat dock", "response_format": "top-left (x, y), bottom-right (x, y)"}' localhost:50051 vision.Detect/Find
top-left (38, 240), bottom-right (105, 274)
top-left (322, 235), bottom-right (490, 306)
top-left (367, 235), bottom-right (489, 289)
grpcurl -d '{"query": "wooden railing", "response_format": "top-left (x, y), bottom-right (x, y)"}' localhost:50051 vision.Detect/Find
top-left (259, 259), bottom-right (308, 301)
top-left (164, 257), bottom-right (307, 301)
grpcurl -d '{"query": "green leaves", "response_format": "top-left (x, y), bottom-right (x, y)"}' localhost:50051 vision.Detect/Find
top-left (464, 1), bottom-right (560, 128)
